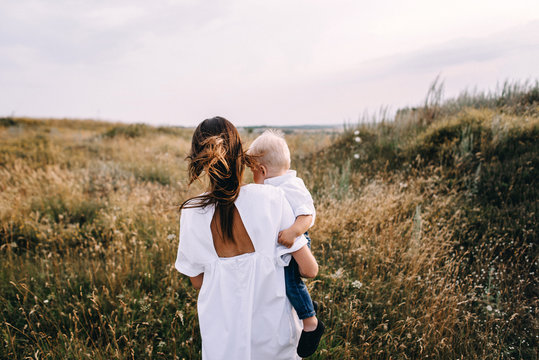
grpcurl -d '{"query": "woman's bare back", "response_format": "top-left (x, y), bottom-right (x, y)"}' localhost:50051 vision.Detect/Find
top-left (211, 205), bottom-right (255, 257)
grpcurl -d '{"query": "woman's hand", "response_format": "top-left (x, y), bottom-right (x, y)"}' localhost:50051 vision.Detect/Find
top-left (190, 273), bottom-right (204, 289)
top-left (292, 245), bottom-right (318, 278)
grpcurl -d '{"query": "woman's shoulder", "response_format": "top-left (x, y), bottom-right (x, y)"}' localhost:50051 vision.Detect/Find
top-left (180, 195), bottom-right (214, 218)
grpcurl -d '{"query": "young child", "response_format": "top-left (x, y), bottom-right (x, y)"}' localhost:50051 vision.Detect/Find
top-left (248, 129), bottom-right (325, 358)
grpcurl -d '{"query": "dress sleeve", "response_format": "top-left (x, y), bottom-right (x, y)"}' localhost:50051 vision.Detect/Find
top-left (274, 193), bottom-right (308, 267)
top-left (175, 209), bottom-right (205, 277)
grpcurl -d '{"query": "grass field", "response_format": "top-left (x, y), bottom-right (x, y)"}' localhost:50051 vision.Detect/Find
top-left (1, 81), bottom-right (538, 359)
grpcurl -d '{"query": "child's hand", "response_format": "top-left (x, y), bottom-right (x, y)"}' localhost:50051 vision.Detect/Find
top-left (278, 228), bottom-right (297, 248)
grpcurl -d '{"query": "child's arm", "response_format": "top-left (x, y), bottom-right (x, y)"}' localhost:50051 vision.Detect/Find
top-left (278, 214), bottom-right (313, 248)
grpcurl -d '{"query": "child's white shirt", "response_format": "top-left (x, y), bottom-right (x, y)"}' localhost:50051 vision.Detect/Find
top-left (264, 170), bottom-right (316, 227)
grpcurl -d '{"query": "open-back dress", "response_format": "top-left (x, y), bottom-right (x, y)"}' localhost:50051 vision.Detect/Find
top-left (175, 184), bottom-right (307, 360)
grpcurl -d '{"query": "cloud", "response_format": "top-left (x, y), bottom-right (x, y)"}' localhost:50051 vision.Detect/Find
top-left (0, 0), bottom-right (229, 66)
top-left (0, 1), bottom-right (538, 125)
top-left (330, 20), bottom-right (539, 85)
top-left (84, 5), bottom-right (146, 29)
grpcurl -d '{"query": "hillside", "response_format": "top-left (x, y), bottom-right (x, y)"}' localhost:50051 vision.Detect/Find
top-left (1, 81), bottom-right (538, 359)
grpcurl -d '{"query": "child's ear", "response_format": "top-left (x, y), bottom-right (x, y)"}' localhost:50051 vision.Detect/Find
top-left (260, 165), bottom-right (267, 177)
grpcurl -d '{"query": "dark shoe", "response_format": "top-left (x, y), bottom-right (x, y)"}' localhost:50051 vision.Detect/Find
top-left (297, 319), bottom-right (325, 358)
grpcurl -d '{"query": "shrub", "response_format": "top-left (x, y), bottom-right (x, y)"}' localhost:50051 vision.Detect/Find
top-left (30, 195), bottom-right (104, 226)
top-left (0, 117), bottom-right (17, 127)
top-left (103, 124), bottom-right (151, 139)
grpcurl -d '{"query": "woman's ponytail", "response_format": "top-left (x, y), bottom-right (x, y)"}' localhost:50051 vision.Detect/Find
top-left (181, 117), bottom-right (252, 241)
top-left (188, 135), bottom-right (229, 185)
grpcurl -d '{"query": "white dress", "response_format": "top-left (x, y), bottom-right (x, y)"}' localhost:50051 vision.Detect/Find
top-left (175, 184), bottom-right (307, 360)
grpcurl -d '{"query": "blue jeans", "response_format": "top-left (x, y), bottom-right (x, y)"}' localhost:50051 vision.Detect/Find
top-left (284, 232), bottom-right (315, 320)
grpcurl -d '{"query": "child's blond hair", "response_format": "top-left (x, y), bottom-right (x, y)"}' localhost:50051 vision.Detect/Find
top-left (247, 129), bottom-right (290, 174)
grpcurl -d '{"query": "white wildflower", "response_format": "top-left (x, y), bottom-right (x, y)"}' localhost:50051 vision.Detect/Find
top-left (176, 310), bottom-right (184, 325)
top-left (354, 154), bottom-right (360, 159)
top-left (43, 299), bottom-right (49, 304)
top-left (354, 136), bottom-right (362, 143)
top-left (330, 268), bottom-right (344, 279)
top-left (486, 305), bottom-right (493, 312)
top-left (167, 234), bottom-right (176, 240)
top-left (354, 130), bottom-right (360, 135)
top-left (351, 280), bottom-right (363, 289)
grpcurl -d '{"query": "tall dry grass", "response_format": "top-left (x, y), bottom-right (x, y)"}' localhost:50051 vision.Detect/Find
top-left (1, 82), bottom-right (538, 359)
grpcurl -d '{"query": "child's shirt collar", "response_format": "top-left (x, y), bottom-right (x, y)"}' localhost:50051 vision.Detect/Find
top-left (264, 170), bottom-right (296, 186)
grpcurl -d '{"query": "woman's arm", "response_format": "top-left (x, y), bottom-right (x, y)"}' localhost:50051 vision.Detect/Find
top-left (292, 245), bottom-right (318, 278)
top-left (189, 273), bottom-right (204, 289)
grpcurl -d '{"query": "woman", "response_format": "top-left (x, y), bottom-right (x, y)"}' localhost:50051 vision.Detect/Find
top-left (175, 117), bottom-right (318, 359)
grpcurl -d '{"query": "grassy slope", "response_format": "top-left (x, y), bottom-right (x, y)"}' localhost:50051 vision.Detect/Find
top-left (0, 84), bottom-right (537, 359)
top-left (295, 84), bottom-right (538, 359)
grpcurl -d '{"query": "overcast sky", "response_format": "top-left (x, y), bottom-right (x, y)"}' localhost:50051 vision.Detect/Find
top-left (1, 0), bottom-right (538, 126)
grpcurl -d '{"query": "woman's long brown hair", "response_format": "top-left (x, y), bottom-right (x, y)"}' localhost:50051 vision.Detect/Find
top-left (180, 116), bottom-right (255, 241)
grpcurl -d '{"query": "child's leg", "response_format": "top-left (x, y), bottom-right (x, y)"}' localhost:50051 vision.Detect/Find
top-left (304, 231), bottom-right (312, 249)
top-left (289, 232), bottom-right (324, 357)
top-left (284, 257), bottom-right (316, 321)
